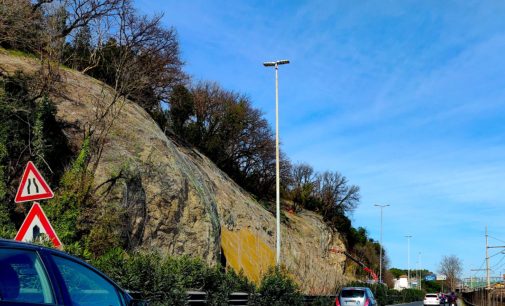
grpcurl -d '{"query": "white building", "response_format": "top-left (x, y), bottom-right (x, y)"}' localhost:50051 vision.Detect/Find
top-left (394, 275), bottom-right (409, 290)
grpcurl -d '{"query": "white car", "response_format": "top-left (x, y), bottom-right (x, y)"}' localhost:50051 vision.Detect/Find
top-left (424, 293), bottom-right (441, 305)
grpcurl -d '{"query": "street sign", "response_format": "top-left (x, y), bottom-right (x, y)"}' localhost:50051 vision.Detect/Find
top-left (15, 161), bottom-right (54, 203)
top-left (425, 274), bottom-right (437, 281)
top-left (14, 202), bottom-right (62, 248)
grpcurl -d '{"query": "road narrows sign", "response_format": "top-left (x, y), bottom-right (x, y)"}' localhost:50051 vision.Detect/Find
top-left (15, 161), bottom-right (54, 203)
top-left (14, 202), bottom-right (62, 248)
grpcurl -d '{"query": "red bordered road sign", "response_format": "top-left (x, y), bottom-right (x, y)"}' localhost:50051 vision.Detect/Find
top-left (15, 161), bottom-right (54, 203)
top-left (14, 202), bottom-right (62, 248)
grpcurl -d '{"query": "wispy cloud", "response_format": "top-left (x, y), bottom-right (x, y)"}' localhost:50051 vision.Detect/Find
top-left (139, 0), bottom-right (505, 275)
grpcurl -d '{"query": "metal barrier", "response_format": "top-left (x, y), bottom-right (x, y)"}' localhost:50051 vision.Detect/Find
top-left (228, 292), bottom-right (250, 305)
top-left (303, 295), bottom-right (336, 304)
top-left (186, 291), bottom-right (336, 305)
top-left (187, 291), bottom-right (207, 305)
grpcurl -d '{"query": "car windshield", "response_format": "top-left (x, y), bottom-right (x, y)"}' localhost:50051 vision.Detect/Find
top-left (341, 289), bottom-right (365, 298)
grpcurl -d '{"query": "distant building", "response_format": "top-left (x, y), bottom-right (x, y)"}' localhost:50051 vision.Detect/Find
top-left (394, 275), bottom-right (409, 290)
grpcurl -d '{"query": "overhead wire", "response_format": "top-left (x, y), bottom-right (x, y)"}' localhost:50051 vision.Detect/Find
top-left (472, 259), bottom-right (486, 277)
top-left (488, 235), bottom-right (505, 245)
top-left (490, 253), bottom-right (505, 270)
top-left (490, 249), bottom-right (505, 258)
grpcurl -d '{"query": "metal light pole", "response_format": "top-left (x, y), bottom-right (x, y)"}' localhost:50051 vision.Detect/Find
top-left (417, 252), bottom-right (423, 290)
top-left (263, 59), bottom-right (290, 265)
top-left (405, 235), bottom-right (412, 288)
top-left (375, 204), bottom-right (389, 283)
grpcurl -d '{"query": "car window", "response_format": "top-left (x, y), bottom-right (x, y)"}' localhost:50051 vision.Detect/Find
top-left (52, 255), bottom-right (122, 306)
top-left (341, 289), bottom-right (365, 298)
top-left (0, 248), bottom-right (54, 304)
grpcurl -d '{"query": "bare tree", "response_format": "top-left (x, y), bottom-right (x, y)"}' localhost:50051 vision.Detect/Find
top-left (439, 255), bottom-right (463, 291)
top-left (0, 0), bottom-right (45, 52)
top-left (290, 163), bottom-right (316, 211)
top-left (55, 0), bottom-right (124, 39)
top-left (314, 171), bottom-right (360, 215)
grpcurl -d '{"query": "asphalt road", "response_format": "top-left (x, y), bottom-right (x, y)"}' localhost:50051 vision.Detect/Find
top-left (388, 302), bottom-right (462, 306)
top-left (387, 302), bottom-right (422, 306)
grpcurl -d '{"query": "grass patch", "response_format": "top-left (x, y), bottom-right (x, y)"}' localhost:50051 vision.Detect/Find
top-left (0, 47), bottom-right (38, 59)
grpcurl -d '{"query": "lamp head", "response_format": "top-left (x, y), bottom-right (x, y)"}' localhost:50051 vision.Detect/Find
top-left (263, 60), bottom-right (290, 67)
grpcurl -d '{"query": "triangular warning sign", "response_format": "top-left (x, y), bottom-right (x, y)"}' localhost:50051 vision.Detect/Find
top-left (15, 161), bottom-right (54, 203)
top-left (14, 202), bottom-right (62, 248)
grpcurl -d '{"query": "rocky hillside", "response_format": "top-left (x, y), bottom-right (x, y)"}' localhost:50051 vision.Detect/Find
top-left (0, 50), bottom-right (348, 294)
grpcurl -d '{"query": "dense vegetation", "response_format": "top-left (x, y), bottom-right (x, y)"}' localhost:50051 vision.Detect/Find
top-left (0, 72), bottom-right (72, 238)
top-left (0, 0), bottom-right (388, 297)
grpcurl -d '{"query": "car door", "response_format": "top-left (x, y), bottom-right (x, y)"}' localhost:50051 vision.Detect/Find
top-left (0, 247), bottom-right (57, 305)
top-left (366, 288), bottom-right (377, 306)
top-left (48, 254), bottom-right (126, 306)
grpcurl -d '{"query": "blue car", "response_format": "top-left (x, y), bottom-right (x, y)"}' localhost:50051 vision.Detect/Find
top-left (0, 239), bottom-right (147, 306)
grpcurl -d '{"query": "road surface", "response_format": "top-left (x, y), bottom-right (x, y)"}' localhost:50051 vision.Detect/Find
top-left (388, 302), bottom-right (464, 306)
top-left (387, 302), bottom-right (422, 306)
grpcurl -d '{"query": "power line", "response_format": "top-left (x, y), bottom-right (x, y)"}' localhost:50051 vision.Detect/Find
top-left (490, 254), bottom-right (505, 270)
top-left (488, 235), bottom-right (505, 245)
top-left (491, 251), bottom-right (505, 272)
top-left (472, 259), bottom-right (486, 277)
top-left (490, 250), bottom-right (505, 258)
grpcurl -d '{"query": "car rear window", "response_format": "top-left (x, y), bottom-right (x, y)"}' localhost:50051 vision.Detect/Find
top-left (341, 289), bottom-right (365, 298)
top-left (426, 294), bottom-right (438, 297)
top-left (0, 248), bottom-right (54, 304)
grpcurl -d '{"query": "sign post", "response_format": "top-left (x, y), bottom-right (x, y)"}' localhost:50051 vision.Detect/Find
top-left (13, 161), bottom-right (61, 248)
top-left (15, 161), bottom-right (54, 203)
top-left (14, 202), bottom-right (62, 248)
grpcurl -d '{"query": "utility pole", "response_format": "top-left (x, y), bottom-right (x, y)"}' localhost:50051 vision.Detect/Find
top-left (485, 226), bottom-right (505, 290)
top-left (405, 235), bottom-right (412, 288)
top-left (486, 226), bottom-right (490, 290)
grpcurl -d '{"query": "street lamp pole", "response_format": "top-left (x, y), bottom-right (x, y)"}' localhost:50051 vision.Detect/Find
top-left (405, 235), bottom-right (412, 288)
top-left (375, 204), bottom-right (389, 283)
top-left (263, 59), bottom-right (290, 265)
top-left (418, 252), bottom-right (422, 290)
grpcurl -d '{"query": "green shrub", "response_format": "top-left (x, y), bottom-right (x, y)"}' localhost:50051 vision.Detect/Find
top-left (91, 249), bottom-right (256, 306)
top-left (310, 295), bottom-right (335, 306)
top-left (400, 288), bottom-right (424, 302)
top-left (257, 266), bottom-right (303, 306)
top-left (92, 249), bottom-right (187, 305)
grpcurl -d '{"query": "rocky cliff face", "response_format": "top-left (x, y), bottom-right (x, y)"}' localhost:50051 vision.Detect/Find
top-left (0, 50), bottom-right (349, 294)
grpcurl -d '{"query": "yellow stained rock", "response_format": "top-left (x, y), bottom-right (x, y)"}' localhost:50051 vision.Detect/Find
top-left (221, 228), bottom-right (274, 283)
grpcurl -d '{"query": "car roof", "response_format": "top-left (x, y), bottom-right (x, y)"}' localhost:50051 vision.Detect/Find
top-left (0, 238), bottom-right (83, 265)
top-left (342, 287), bottom-right (367, 290)
top-left (0, 238), bottom-right (70, 256)
top-left (0, 238), bottom-right (127, 293)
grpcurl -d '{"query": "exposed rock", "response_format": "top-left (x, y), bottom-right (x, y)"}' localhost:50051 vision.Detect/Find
top-left (0, 50), bottom-right (349, 294)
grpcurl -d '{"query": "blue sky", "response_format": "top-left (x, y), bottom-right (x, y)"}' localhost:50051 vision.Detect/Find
top-left (136, 0), bottom-right (505, 279)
